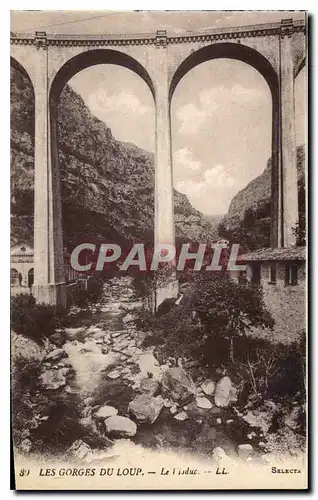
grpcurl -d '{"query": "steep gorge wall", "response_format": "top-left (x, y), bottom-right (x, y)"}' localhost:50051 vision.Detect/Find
top-left (219, 146), bottom-right (306, 248)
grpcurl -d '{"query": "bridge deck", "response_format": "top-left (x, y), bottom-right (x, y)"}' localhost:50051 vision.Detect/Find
top-left (10, 19), bottom-right (306, 45)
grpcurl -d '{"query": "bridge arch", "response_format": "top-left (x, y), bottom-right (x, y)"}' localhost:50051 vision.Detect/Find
top-left (10, 56), bottom-right (35, 94)
top-left (10, 56), bottom-right (33, 86)
top-left (169, 42), bottom-right (280, 247)
top-left (45, 48), bottom-right (156, 303)
top-left (169, 42), bottom-right (278, 102)
top-left (295, 57), bottom-right (306, 78)
top-left (49, 48), bottom-right (155, 104)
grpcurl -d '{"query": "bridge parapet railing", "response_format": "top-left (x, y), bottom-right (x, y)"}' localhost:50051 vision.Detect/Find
top-left (10, 18), bottom-right (306, 45)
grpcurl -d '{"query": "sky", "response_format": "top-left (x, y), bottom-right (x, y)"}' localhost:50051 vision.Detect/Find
top-left (11, 11), bottom-right (307, 215)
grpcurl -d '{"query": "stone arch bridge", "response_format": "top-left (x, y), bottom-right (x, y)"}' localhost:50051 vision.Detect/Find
top-left (10, 17), bottom-right (306, 307)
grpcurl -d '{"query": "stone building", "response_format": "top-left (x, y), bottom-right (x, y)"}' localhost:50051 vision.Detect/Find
top-left (238, 246), bottom-right (306, 343)
top-left (10, 242), bottom-right (34, 291)
top-left (11, 243), bottom-right (80, 295)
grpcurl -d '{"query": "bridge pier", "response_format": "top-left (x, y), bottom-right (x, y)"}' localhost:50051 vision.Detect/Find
top-left (32, 44), bottom-right (66, 308)
top-left (154, 40), bottom-right (178, 307)
top-left (279, 21), bottom-right (299, 247)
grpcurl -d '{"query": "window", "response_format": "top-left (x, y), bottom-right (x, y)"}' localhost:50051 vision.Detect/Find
top-left (10, 268), bottom-right (19, 286)
top-left (251, 262), bottom-right (261, 285)
top-left (285, 263), bottom-right (298, 286)
top-left (28, 268), bottom-right (34, 288)
top-left (269, 264), bottom-right (276, 284)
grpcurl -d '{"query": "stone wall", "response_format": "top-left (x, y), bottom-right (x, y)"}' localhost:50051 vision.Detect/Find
top-left (247, 261), bottom-right (306, 344)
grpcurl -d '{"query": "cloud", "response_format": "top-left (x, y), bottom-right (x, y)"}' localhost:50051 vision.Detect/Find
top-left (88, 88), bottom-right (151, 116)
top-left (175, 163), bottom-right (239, 214)
top-left (176, 84), bottom-right (264, 135)
top-left (174, 148), bottom-right (201, 172)
top-left (176, 179), bottom-right (205, 196)
top-left (173, 148), bottom-right (202, 186)
top-left (204, 164), bottom-right (237, 188)
top-left (176, 103), bottom-right (207, 134)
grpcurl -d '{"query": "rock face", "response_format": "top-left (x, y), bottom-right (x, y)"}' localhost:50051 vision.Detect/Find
top-left (219, 146), bottom-right (306, 248)
top-left (161, 367), bottom-right (197, 404)
top-left (104, 415), bottom-right (137, 438)
top-left (214, 376), bottom-right (237, 408)
top-left (223, 148), bottom-right (305, 223)
top-left (128, 394), bottom-right (164, 424)
top-left (10, 66), bottom-right (214, 248)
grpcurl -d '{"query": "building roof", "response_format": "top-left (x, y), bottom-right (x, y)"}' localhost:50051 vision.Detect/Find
top-left (11, 242), bottom-right (34, 257)
top-left (238, 246), bottom-right (306, 262)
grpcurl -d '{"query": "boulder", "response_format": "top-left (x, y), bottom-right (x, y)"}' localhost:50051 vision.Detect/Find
top-left (138, 354), bottom-right (162, 380)
top-left (65, 439), bottom-right (92, 461)
top-left (174, 411), bottom-right (188, 422)
top-left (104, 416), bottom-right (137, 438)
top-left (214, 376), bottom-right (237, 407)
top-left (161, 367), bottom-right (197, 404)
top-left (212, 447), bottom-right (227, 462)
top-left (284, 405), bottom-right (305, 432)
top-left (39, 369), bottom-right (67, 390)
top-left (170, 404), bottom-right (178, 415)
top-left (11, 331), bottom-right (45, 367)
top-left (128, 394), bottom-right (164, 424)
top-left (139, 377), bottom-right (160, 396)
top-left (65, 386), bottom-right (79, 395)
top-left (107, 370), bottom-right (121, 380)
top-left (242, 409), bottom-right (272, 433)
top-left (201, 379), bottom-right (215, 396)
top-left (196, 396), bottom-right (213, 410)
top-left (20, 438), bottom-right (32, 454)
top-left (44, 348), bottom-right (68, 363)
top-left (50, 331), bottom-right (66, 348)
top-left (123, 313), bottom-right (136, 324)
top-left (79, 416), bottom-right (98, 435)
top-left (114, 339), bottom-right (129, 351)
top-left (163, 398), bottom-right (173, 408)
top-left (237, 443), bottom-right (254, 460)
top-left (83, 397), bottom-right (95, 407)
top-left (64, 327), bottom-right (86, 340)
top-left (93, 405), bottom-right (118, 419)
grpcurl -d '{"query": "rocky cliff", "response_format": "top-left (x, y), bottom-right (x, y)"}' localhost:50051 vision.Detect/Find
top-left (11, 66), bottom-right (215, 249)
top-left (219, 145), bottom-right (306, 246)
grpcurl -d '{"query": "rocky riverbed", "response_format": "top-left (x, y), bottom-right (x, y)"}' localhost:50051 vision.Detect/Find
top-left (12, 277), bottom-right (305, 467)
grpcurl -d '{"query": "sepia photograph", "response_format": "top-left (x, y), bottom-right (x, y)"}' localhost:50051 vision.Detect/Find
top-left (10, 9), bottom-right (307, 490)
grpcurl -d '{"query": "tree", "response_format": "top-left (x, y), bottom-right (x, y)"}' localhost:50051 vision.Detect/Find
top-left (147, 272), bottom-right (274, 368)
top-left (292, 176), bottom-right (306, 246)
top-left (191, 272), bottom-right (274, 358)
